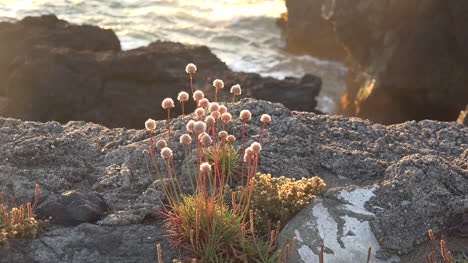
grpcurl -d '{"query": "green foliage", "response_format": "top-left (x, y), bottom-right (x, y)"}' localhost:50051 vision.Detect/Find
top-left (0, 187), bottom-right (48, 247)
top-left (245, 173), bottom-right (326, 237)
top-left (204, 142), bottom-right (240, 185)
top-left (162, 193), bottom-right (280, 262)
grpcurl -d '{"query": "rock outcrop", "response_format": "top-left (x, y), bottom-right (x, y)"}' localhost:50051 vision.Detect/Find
top-left (0, 15), bottom-right (322, 128)
top-left (0, 99), bottom-right (466, 262)
top-left (276, 0), bottom-right (346, 61)
top-left (281, 0), bottom-right (468, 124)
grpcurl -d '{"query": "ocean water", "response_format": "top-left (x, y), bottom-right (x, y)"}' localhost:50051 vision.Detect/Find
top-left (0, 0), bottom-right (346, 113)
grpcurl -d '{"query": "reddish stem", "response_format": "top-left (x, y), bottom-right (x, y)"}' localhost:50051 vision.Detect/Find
top-left (241, 120), bottom-right (247, 185)
top-left (189, 74), bottom-right (194, 94)
top-left (167, 108), bottom-right (171, 147)
top-left (259, 123), bottom-right (265, 143)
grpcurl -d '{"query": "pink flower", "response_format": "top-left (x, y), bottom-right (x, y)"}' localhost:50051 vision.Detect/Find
top-left (221, 113), bottom-right (232, 123)
top-left (199, 98), bottom-right (210, 109)
top-left (251, 142), bottom-right (261, 153)
top-left (243, 147), bottom-right (254, 162)
top-left (210, 111), bottom-right (220, 119)
top-left (156, 139), bottom-right (167, 149)
top-left (208, 102), bottom-right (219, 112)
top-left (219, 105), bottom-right (227, 114)
top-left (160, 147), bottom-right (173, 159)
top-left (186, 120), bottom-right (195, 132)
top-left (230, 84), bottom-right (241, 95)
top-left (200, 162), bottom-right (211, 172)
top-left (205, 116), bottom-right (215, 126)
top-left (260, 114), bottom-right (271, 124)
top-left (213, 79), bottom-right (224, 89)
top-left (240, 110), bottom-right (251, 121)
top-left (180, 134), bottom-right (192, 145)
top-left (195, 108), bottom-right (205, 118)
top-left (193, 90), bottom-right (204, 101)
top-left (145, 119), bottom-right (156, 131)
top-left (185, 63), bottom-right (197, 74)
top-left (177, 91), bottom-right (189, 102)
top-left (198, 132), bottom-right (212, 146)
top-left (193, 121), bottom-right (207, 134)
top-left (226, 135), bottom-right (236, 143)
top-left (218, 131), bottom-right (228, 139)
top-left (162, 98), bottom-right (175, 109)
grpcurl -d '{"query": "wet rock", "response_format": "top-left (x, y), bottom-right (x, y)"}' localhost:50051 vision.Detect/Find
top-left (36, 190), bottom-right (110, 226)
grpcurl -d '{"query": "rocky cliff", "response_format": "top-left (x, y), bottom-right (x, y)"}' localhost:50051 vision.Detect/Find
top-left (0, 15), bottom-right (321, 128)
top-left (0, 99), bottom-right (466, 262)
top-left (282, 0), bottom-right (468, 124)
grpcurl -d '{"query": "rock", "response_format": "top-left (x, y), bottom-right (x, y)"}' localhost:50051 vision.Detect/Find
top-left (0, 14), bottom-right (120, 96)
top-left (0, 223), bottom-right (179, 263)
top-left (281, 0), bottom-right (468, 123)
top-left (36, 190), bottom-right (110, 226)
top-left (278, 0), bottom-right (347, 61)
top-left (0, 15), bottom-right (322, 128)
top-left (366, 154), bottom-right (468, 257)
top-left (0, 99), bottom-right (466, 261)
top-left (457, 105), bottom-right (468, 126)
top-left (278, 187), bottom-right (400, 263)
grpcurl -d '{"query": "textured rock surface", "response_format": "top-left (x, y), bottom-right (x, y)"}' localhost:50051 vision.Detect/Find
top-left (0, 15), bottom-right (321, 128)
top-left (36, 190), bottom-right (110, 226)
top-left (281, 0), bottom-right (468, 124)
top-left (0, 99), bottom-right (466, 261)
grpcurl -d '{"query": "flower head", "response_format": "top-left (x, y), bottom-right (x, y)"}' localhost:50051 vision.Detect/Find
top-left (193, 121), bottom-right (207, 134)
top-left (198, 132), bottom-right (212, 146)
top-left (240, 110), bottom-right (252, 121)
top-left (186, 120), bottom-right (195, 132)
top-left (260, 114), bottom-right (271, 124)
top-left (162, 98), bottom-right (175, 109)
top-left (193, 90), bottom-right (204, 101)
top-left (230, 84), bottom-right (241, 95)
top-left (145, 119), bottom-right (156, 131)
top-left (219, 105), bottom-right (227, 114)
top-left (161, 147), bottom-right (173, 159)
top-left (185, 63), bottom-right (197, 74)
top-left (210, 111), bottom-right (220, 119)
top-left (200, 162), bottom-right (211, 173)
top-left (226, 135), bottom-right (236, 143)
top-left (213, 79), bottom-right (224, 89)
top-left (243, 147), bottom-right (254, 162)
top-left (251, 142), bottom-right (262, 153)
top-left (221, 113), bottom-right (232, 123)
top-left (199, 98), bottom-right (210, 109)
top-left (218, 131), bottom-right (228, 139)
top-left (195, 108), bottom-right (205, 118)
top-left (205, 116), bottom-right (215, 126)
top-left (177, 91), bottom-right (189, 102)
top-left (208, 102), bottom-right (219, 112)
top-left (180, 134), bottom-right (192, 145)
top-left (156, 139), bottom-right (167, 149)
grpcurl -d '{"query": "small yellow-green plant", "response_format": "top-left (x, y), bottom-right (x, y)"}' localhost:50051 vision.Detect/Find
top-left (242, 173), bottom-right (325, 236)
top-left (0, 185), bottom-right (48, 247)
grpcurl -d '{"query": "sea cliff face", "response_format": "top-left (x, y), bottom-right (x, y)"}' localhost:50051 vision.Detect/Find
top-left (282, 0), bottom-right (468, 124)
top-left (0, 99), bottom-right (466, 262)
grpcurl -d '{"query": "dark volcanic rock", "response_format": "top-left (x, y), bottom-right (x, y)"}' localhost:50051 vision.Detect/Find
top-left (0, 15), bottom-right (322, 128)
top-left (0, 99), bottom-right (466, 261)
top-left (278, 0), bottom-right (346, 61)
top-left (36, 190), bottom-right (110, 226)
top-left (281, 0), bottom-right (468, 124)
